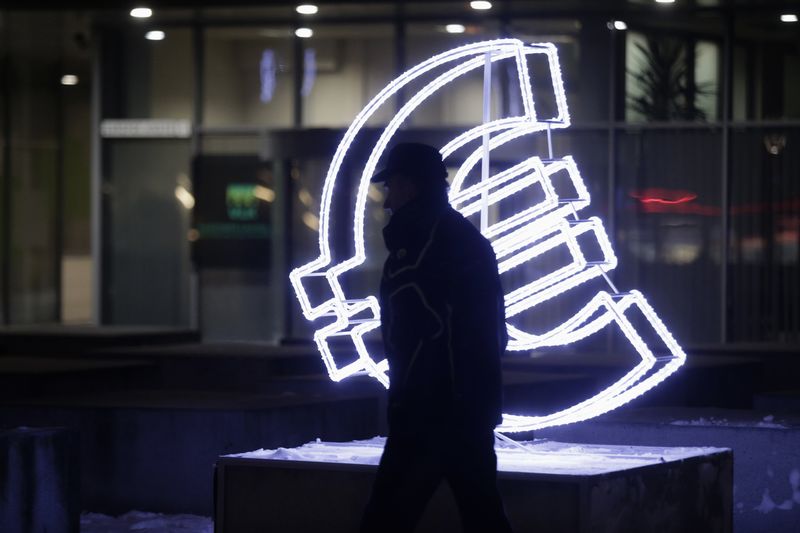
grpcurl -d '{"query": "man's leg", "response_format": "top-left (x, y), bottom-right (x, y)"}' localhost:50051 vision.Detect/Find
top-left (445, 426), bottom-right (513, 533)
top-left (360, 429), bottom-right (443, 533)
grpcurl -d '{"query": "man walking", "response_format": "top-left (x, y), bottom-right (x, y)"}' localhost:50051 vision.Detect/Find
top-left (360, 143), bottom-right (513, 533)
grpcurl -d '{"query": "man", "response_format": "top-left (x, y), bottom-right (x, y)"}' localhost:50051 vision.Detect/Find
top-left (360, 143), bottom-right (513, 533)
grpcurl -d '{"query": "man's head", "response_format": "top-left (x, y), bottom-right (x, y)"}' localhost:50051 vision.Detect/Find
top-left (370, 143), bottom-right (448, 214)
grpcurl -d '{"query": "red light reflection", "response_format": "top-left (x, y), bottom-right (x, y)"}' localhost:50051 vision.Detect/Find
top-left (630, 188), bottom-right (800, 217)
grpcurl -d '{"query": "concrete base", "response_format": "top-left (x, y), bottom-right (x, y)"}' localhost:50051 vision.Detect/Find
top-left (215, 439), bottom-right (732, 533)
top-left (538, 407), bottom-right (800, 533)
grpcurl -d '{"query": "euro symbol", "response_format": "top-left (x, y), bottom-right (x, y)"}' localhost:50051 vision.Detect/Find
top-left (290, 40), bottom-right (686, 433)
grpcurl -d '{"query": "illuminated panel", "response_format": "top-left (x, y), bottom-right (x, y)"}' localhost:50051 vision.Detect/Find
top-left (289, 39), bottom-right (686, 433)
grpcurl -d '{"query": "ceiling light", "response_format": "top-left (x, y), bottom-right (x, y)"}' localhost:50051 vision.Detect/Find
top-left (608, 20), bottom-right (628, 31)
top-left (295, 27), bottom-right (313, 38)
top-left (60, 74), bottom-right (79, 86)
top-left (130, 7), bottom-right (152, 18)
top-left (470, 1), bottom-right (492, 10)
top-left (145, 30), bottom-right (165, 41)
top-left (296, 4), bottom-right (318, 15)
top-left (655, 0), bottom-right (675, 3)
top-left (445, 24), bottom-right (466, 34)
top-left (780, 14), bottom-right (798, 23)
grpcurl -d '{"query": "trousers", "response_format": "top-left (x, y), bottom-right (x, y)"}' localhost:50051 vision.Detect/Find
top-left (360, 419), bottom-right (514, 533)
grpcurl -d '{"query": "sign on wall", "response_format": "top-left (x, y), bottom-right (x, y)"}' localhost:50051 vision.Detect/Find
top-left (100, 119), bottom-right (192, 139)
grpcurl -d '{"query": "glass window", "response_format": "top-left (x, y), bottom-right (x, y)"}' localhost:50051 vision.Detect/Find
top-left (733, 12), bottom-right (800, 120)
top-left (301, 24), bottom-right (396, 128)
top-left (287, 155), bottom-right (330, 340)
top-left (0, 11), bottom-right (93, 325)
top-left (626, 31), bottom-right (720, 122)
top-left (192, 152), bottom-right (283, 341)
top-left (97, 23), bottom-right (195, 326)
top-left (404, 21), bottom-right (501, 128)
top-left (102, 27), bottom-right (194, 120)
top-left (53, 2), bottom-right (800, 345)
top-left (615, 127), bottom-right (723, 343)
top-left (404, 2), bottom-right (493, 18)
top-left (201, 7), bottom-right (293, 20)
top-left (5, 12), bottom-right (62, 324)
top-left (306, 4), bottom-right (395, 19)
top-left (61, 12), bottom-right (93, 324)
top-left (149, 28), bottom-right (195, 120)
top-left (726, 13), bottom-right (800, 341)
top-left (200, 134), bottom-right (263, 155)
top-left (104, 139), bottom-right (193, 326)
top-left (728, 127), bottom-right (800, 342)
top-left (508, 18), bottom-right (602, 123)
top-left (204, 26), bottom-right (294, 128)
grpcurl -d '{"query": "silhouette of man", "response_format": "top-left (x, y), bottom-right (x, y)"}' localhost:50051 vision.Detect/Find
top-left (360, 143), bottom-right (513, 533)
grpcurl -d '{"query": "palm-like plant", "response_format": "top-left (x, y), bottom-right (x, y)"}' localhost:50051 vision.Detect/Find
top-left (628, 36), bottom-right (710, 121)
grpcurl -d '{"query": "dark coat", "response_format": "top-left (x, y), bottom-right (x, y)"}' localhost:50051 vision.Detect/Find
top-left (379, 190), bottom-right (507, 429)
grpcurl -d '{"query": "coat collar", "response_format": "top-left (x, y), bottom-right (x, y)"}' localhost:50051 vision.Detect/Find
top-left (383, 190), bottom-right (449, 252)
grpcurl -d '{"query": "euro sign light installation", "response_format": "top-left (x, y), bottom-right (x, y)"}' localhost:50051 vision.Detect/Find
top-left (290, 39), bottom-right (686, 433)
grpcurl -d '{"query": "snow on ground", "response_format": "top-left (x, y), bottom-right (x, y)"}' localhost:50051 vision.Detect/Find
top-left (670, 414), bottom-right (787, 429)
top-left (753, 468), bottom-right (800, 514)
top-left (229, 436), bottom-right (727, 476)
top-left (81, 511), bottom-right (212, 533)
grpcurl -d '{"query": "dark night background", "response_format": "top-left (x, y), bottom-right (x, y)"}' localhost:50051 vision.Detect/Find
top-left (1, 1), bottom-right (799, 532)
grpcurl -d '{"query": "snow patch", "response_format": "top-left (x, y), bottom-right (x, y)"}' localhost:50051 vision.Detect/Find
top-left (777, 500), bottom-right (795, 511)
top-left (755, 489), bottom-right (778, 513)
top-left (81, 511), bottom-right (212, 533)
top-left (753, 470), bottom-right (800, 514)
top-left (670, 415), bottom-right (787, 429)
top-left (228, 438), bottom-right (726, 476)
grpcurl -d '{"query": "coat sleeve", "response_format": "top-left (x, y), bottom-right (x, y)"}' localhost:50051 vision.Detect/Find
top-left (444, 223), bottom-right (507, 425)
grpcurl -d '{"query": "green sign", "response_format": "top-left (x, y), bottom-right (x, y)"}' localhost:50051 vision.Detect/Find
top-left (226, 184), bottom-right (259, 221)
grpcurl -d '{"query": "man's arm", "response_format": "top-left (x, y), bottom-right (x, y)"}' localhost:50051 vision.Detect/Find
top-left (445, 225), bottom-right (506, 424)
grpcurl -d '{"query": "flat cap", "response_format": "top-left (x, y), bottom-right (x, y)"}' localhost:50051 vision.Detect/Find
top-left (370, 142), bottom-right (448, 185)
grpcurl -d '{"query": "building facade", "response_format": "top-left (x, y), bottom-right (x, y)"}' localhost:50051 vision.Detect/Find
top-left (1, 1), bottom-right (799, 347)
